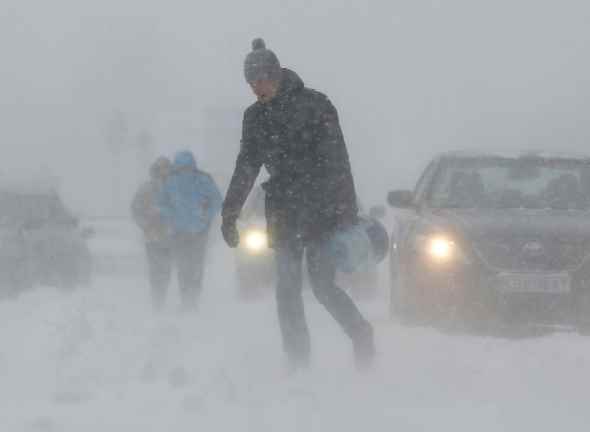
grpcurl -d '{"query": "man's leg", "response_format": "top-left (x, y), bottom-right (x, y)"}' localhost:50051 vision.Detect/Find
top-left (275, 239), bottom-right (310, 367)
top-left (146, 242), bottom-right (172, 311)
top-left (175, 232), bottom-right (208, 310)
top-left (306, 240), bottom-right (375, 366)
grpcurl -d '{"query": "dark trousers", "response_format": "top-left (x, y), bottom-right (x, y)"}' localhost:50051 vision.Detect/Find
top-left (145, 241), bottom-right (172, 310)
top-left (172, 231), bottom-right (209, 310)
top-left (145, 231), bottom-right (209, 310)
top-left (275, 236), bottom-right (372, 363)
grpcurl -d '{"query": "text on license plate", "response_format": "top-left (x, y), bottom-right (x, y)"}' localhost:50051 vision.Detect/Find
top-left (497, 274), bottom-right (571, 294)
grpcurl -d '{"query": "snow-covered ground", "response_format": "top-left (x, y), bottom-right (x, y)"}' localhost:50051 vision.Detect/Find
top-left (2, 234), bottom-right (590, 432)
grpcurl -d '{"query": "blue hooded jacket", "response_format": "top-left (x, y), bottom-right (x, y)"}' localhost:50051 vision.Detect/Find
top-left (159, 151), bottom-right (223, 234)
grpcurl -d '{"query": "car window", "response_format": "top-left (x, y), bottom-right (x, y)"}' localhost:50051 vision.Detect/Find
top-left (414, 160), bottom-right (439, 205)
top-left (429, 157), bottom-right (590, 210)
top-left (0, 193), bottom-right (75, 227)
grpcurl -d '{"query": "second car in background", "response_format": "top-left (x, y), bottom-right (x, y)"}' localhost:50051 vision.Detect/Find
top-left (0, 186), bottom-right (93, 298)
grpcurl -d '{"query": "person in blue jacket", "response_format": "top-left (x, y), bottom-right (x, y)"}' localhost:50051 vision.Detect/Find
top-left (159, 150), bottom-right (222, 310)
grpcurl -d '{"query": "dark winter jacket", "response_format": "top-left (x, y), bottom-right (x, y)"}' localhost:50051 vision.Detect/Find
top-left (159, 151), bottom-right (223, 235)
top-left (222, 68), bottom-right (358, 246)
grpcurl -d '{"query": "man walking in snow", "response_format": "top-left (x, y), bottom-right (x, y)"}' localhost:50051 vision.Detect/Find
top-left (132, 156), bottom-right (173, 311)
top-left (221, 39), bottom-right (375, 370)
top-left (159, 150), bottom-right (223, 311)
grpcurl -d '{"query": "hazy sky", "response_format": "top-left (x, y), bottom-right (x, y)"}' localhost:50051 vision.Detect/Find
top-left (2, 0), bottom-right (589, 215)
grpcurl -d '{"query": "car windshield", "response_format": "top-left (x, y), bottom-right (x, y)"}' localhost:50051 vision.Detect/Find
top-left (429, 157), bottom-right (590, 210)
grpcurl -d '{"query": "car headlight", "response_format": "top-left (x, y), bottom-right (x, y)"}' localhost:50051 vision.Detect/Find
top-left (415, 234), bottom-right (464, 263)
top-left (243, 229), bottom-right (268, 253)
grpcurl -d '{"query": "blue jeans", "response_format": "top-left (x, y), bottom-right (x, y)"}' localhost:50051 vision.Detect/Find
top-left (275, 236), bottom-right (372, 363)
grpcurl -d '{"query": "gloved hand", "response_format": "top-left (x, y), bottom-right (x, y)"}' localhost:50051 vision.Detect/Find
top-left (221, 219), bottom-right (240, 248)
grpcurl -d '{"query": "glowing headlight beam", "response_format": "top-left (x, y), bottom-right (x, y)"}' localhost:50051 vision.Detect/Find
top-left (427, 237), bottom-right (455, 260)
top-left (244, 230), bottom-right (268, 252)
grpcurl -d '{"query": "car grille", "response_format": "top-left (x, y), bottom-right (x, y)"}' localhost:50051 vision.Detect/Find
top-left (473, 237), bottom-right (589, 272)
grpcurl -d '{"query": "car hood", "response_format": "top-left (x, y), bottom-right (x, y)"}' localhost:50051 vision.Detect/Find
top-left (429, 208), bottom-right (590, 241)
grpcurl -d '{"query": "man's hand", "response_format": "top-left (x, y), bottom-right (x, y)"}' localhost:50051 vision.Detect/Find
top-left (221, 219), bottom-right (240, 248)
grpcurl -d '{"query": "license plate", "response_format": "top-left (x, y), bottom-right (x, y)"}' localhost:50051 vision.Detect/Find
top-left (497, 273), bottom-right (571, 294)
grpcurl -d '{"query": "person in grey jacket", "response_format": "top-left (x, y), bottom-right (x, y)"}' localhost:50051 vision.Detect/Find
top-left (132, 156), bottom-right (172, 310)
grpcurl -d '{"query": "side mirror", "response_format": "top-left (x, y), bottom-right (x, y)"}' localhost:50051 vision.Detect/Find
top-left (387, 190), bottom-right (414, 209)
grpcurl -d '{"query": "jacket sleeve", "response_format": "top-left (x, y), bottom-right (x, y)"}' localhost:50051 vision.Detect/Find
top-left (312, 96), bottom-right (359, 223)
top-left (222, 110), bottom-right (263, 224)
